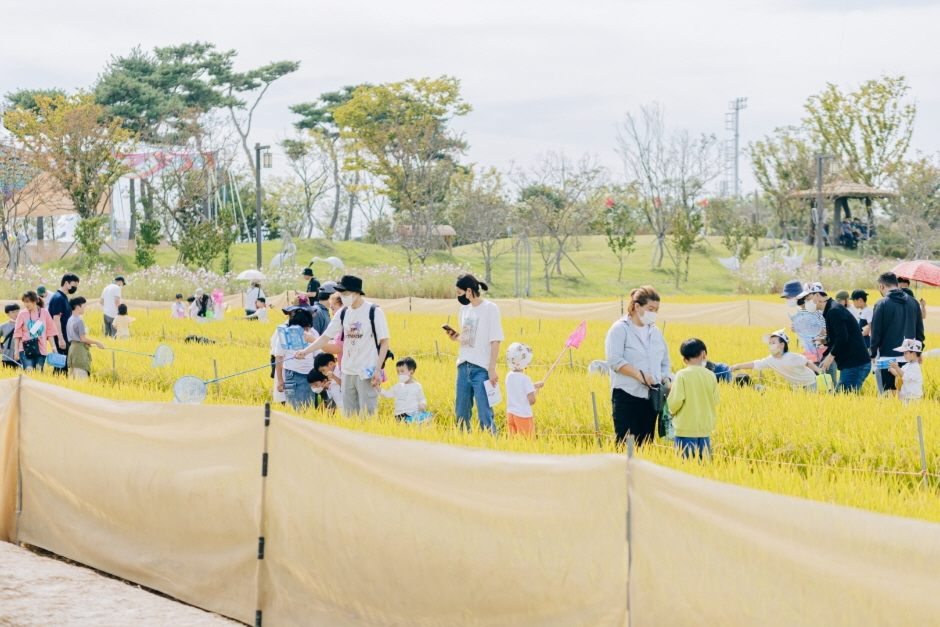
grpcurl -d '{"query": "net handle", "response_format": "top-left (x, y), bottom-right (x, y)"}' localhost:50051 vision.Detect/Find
top-left (100, 347), bottom-right (155, 358)
top-left (205, 357), bottom-right (295, 384)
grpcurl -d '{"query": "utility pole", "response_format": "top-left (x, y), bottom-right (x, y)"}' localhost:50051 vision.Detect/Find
top-left (254, 143), bottom-right (272, 269)
top-left (815, 153), bottom-right (835, 267)
top-left (724, 97), bottom-right (747, 197)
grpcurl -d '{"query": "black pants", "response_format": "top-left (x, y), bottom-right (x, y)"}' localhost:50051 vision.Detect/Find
top-left (612, 388), bottom-right (658, 447)
top-left (879, 368), bottom-right (897, 391)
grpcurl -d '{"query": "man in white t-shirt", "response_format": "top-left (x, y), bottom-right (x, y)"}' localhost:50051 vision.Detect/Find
top-left (445, 274), bottom-right (504, 434)
top-left (99, 276), bottom-right (124, 338)
top-left (299, 275), bottom-right (390, 416)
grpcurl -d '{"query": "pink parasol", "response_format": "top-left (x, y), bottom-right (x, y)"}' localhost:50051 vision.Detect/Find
top-left (891, 261), bottom-right (940, 287)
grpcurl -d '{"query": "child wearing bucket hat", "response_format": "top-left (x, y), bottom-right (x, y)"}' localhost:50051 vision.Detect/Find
top-left (730, 329), bottom-right (824, 390)
top-left (504, 342), bottom-right (543, 436)
top-left (887, 339), bottom-right (923, 401)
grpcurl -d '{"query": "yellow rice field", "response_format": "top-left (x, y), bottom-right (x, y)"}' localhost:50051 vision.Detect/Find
top-left (5, 307), bottom-right (940, 523)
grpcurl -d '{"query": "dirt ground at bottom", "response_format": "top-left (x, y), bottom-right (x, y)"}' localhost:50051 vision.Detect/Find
top-left (0, 542), bottom-right (241, 627)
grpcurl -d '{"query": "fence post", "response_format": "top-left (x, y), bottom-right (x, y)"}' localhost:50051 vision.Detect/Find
top-left (568, 348), bottom-right (573, 370)
top-left (626, 434), bottom-right (634, 626)
top-left (230, 331), bottom-right (234, 343)
top-left (591, 391), bottom-right (601, 450)
top-left (747, 299), bottom-right (751, 326)
top-left (112, 352), bottom-right (117, 383)
top-left (917, 415), bottom-right (928, 485)
top-left (162, 325), bottom-right (165, 340)
top-left (435, 340), bottom-right (440, 359)
top-left (214, 360), bottom-right (220, 397)
top-left (254, 402), bottom-right (272, 627)
top-left (538, 319), bottom-right (541, 334)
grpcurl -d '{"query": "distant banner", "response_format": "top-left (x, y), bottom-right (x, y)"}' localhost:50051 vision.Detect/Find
top-left (119, 151), bottom-right (216, 179)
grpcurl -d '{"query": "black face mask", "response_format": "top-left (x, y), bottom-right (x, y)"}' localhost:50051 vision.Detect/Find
top-left (67, 285), bottom-right (77, 294)
top-left (457, 293), bottom-right (470, 306)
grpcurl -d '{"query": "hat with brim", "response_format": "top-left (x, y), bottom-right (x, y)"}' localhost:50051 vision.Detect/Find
top-left (894, 338), bottom-right (923, 354)
top-left (302, 268), bottom-right (314, 276)
top-left (334, 275), bottom-right (365, 295)
top-left (317, 281), bottom-right (338, 298)
top-left (762, 329), bottom-right (791, 345)
top-left (797, 282), bottom-right (826, 299)
top-left (780, 280), bottom-right (803, 299)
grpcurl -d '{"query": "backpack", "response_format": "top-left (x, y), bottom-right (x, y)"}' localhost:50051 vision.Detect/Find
top-left (339, 304), bottom-right (394, 367)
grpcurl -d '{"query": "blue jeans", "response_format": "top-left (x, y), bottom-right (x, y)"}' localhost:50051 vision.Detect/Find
top-left (283, 368), bottom-right (315, 411)
top-left (674, 437), bottom-right (711, 459)
top-left (837, 362), bottom-right (871, 393)
top-left (19, 351), bottom-right (45, 371)
top-left (455, 362), bottom-right (496, 434)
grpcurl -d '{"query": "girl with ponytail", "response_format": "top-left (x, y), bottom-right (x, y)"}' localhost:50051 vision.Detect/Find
top-left (604, 285), bottom-right (672, 446)
top-left (445, 273), bottom-right (504, 434)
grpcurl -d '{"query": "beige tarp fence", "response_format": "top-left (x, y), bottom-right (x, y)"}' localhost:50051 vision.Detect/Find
top-left (3, 378), bottom-right (940, 625)
top-left (630, 459), bottom-right (940, 625)
top-left (258, 414), bottom-right (627, 627)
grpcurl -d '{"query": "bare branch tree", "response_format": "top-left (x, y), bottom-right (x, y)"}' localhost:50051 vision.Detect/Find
top-left (448, 166), bottom-right (513, 284)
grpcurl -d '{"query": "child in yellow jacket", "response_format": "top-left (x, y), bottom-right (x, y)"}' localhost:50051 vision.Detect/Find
top-left (667, 338), bottom-right (720, 459)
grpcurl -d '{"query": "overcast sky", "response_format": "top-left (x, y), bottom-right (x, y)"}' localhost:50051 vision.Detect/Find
top-left (3, 0), bottom-right (939, 194)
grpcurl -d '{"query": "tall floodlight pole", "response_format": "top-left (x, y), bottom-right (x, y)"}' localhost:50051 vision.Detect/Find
top-left (254, 143), bottom-right (272, 269)
top-left (815, 153), bottom-right (835, 267)
top-left (724, 97), bottom-right (747, 197)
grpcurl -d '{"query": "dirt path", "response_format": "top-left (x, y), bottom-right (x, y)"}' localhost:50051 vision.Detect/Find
top-left (0, 543), bottom-right (241, 626)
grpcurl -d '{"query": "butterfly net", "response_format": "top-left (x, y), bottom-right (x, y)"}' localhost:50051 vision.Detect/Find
top-left (152, 344), bottom-right (174, 368)
top-left (173, 376), bottom-right (208, 404)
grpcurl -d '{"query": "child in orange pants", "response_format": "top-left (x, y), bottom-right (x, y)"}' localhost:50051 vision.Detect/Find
top-left (505, 342), bottom-right (543, 436)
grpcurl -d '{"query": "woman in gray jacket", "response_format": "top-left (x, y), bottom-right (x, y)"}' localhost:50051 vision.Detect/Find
top-left (604, 285), bottom-right (671, 446)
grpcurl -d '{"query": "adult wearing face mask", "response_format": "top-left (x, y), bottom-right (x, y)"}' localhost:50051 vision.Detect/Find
top-left (801, 283), bottom-right (871, 393)
top-left (444, 274), bottom-right (504, 434)
top-left (604, 285), bottom-right (671, 447)
top-left (870, 272), bottom-right (925, 394)
top-left (46, 273), bottom-right (80, 373)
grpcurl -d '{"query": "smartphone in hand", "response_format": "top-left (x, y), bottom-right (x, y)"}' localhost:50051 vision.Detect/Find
top-left (442, 324), bottom-right (456, 334)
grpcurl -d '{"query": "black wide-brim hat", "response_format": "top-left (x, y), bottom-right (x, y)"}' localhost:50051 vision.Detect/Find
top-left (334, 275), bottom-right (365, 295)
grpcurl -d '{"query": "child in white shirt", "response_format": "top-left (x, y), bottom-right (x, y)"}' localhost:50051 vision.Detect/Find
top-left (730, 329), bottom-right (823, 390)
top-left (310, 352), bottom-right (343, 411)
top-left (380, 356), bottom-right (427, 420)
top-left (504, 342), bottom-right (543, 436)
top-left (888, 339), bottom-right (923, 402)
top-left (171, 294), bottom-right (187, 319)
top-left (240, 298), bottom-right (269, 323)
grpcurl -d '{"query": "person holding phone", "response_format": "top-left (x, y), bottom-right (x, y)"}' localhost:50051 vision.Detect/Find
top-left (445, 273), bottom-right (503, 434)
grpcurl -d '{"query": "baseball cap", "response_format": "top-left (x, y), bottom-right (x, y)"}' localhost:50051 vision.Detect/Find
top-left (762, 329), bottom-right (791, 344)
top-left (894, 338), bottom-right (923, 354)
top-left (797, 282), bottom-right (825, 299)
top-left (835, 290), bottom-right (850, 301)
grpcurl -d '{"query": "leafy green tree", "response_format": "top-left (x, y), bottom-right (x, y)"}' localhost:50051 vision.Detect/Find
top-left (803, 75), bottom-right (915, 189)
top-left (706, 197), bottom-right (765, 263)
top-left (668, 209), bottom-right (704, 287)
top-left (134, 218), bottom-right (161, 268)
top-left (448, 167), bottom-right (512, 284)
top-left (3, 93), bottom-right (134, 263)
top-left (747, 126), bottom-right (816, 238)
top-left (2, 89), bottom-right (67, 115)
top-left (596, 190), bottom-right (639, 281)
top-left (888, 155), bottom-right (940, 259)
top-left (332, 77), bottom-right (471, 268)
top-left (289, 86), bottom-right (365, 239)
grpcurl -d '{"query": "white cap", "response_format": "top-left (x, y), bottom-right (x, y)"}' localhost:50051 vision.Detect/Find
top-left (796, 282), bottom-right (825, 299)
top-left (894, 338), bottom-right (923, 354)
top-left (762, 329), bottom-right (791, 345)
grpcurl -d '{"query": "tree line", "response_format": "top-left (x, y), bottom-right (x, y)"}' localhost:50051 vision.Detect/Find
top-left (0, 42), bottom-right (934, 290)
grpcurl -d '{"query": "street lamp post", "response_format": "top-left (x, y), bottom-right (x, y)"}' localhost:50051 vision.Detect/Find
top-left (815, 153), bottom-right (835, 268)
top-left (254, 143), bottom-right (273, 269)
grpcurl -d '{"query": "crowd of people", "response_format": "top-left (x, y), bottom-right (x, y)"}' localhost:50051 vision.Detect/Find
top-left (0, 263), bottom-right (933, 453)
top-left (604, 270), bottom-right (929, 458)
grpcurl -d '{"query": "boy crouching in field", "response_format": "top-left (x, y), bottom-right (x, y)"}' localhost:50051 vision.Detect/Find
top-left (667, 338), bottom-right (720, 459)
top-left (66, 297), bottom-right (104, 380)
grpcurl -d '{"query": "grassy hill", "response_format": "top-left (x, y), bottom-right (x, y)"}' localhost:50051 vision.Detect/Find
top-left (143, 234), bottom-right (862, 299)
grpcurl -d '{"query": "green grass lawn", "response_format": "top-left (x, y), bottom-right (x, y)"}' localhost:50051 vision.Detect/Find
top-left (140, 234), bottom-right (862, 299)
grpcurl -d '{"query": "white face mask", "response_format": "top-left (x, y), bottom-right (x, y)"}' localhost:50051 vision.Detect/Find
top-left (399, 373), bottom-right (411, 383)
top-left (340, 293), bottom-right (356, 307)
top-left (804, 299), bottom-right (817, 312)
top-left (769, 342), bottom-right (783, 355)
top-left (638, 308), bottom-right (657, 325)
top-left (311, 387), bottom-right (324, 394)
top-left (785, 298), bottom-right (797, 307)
